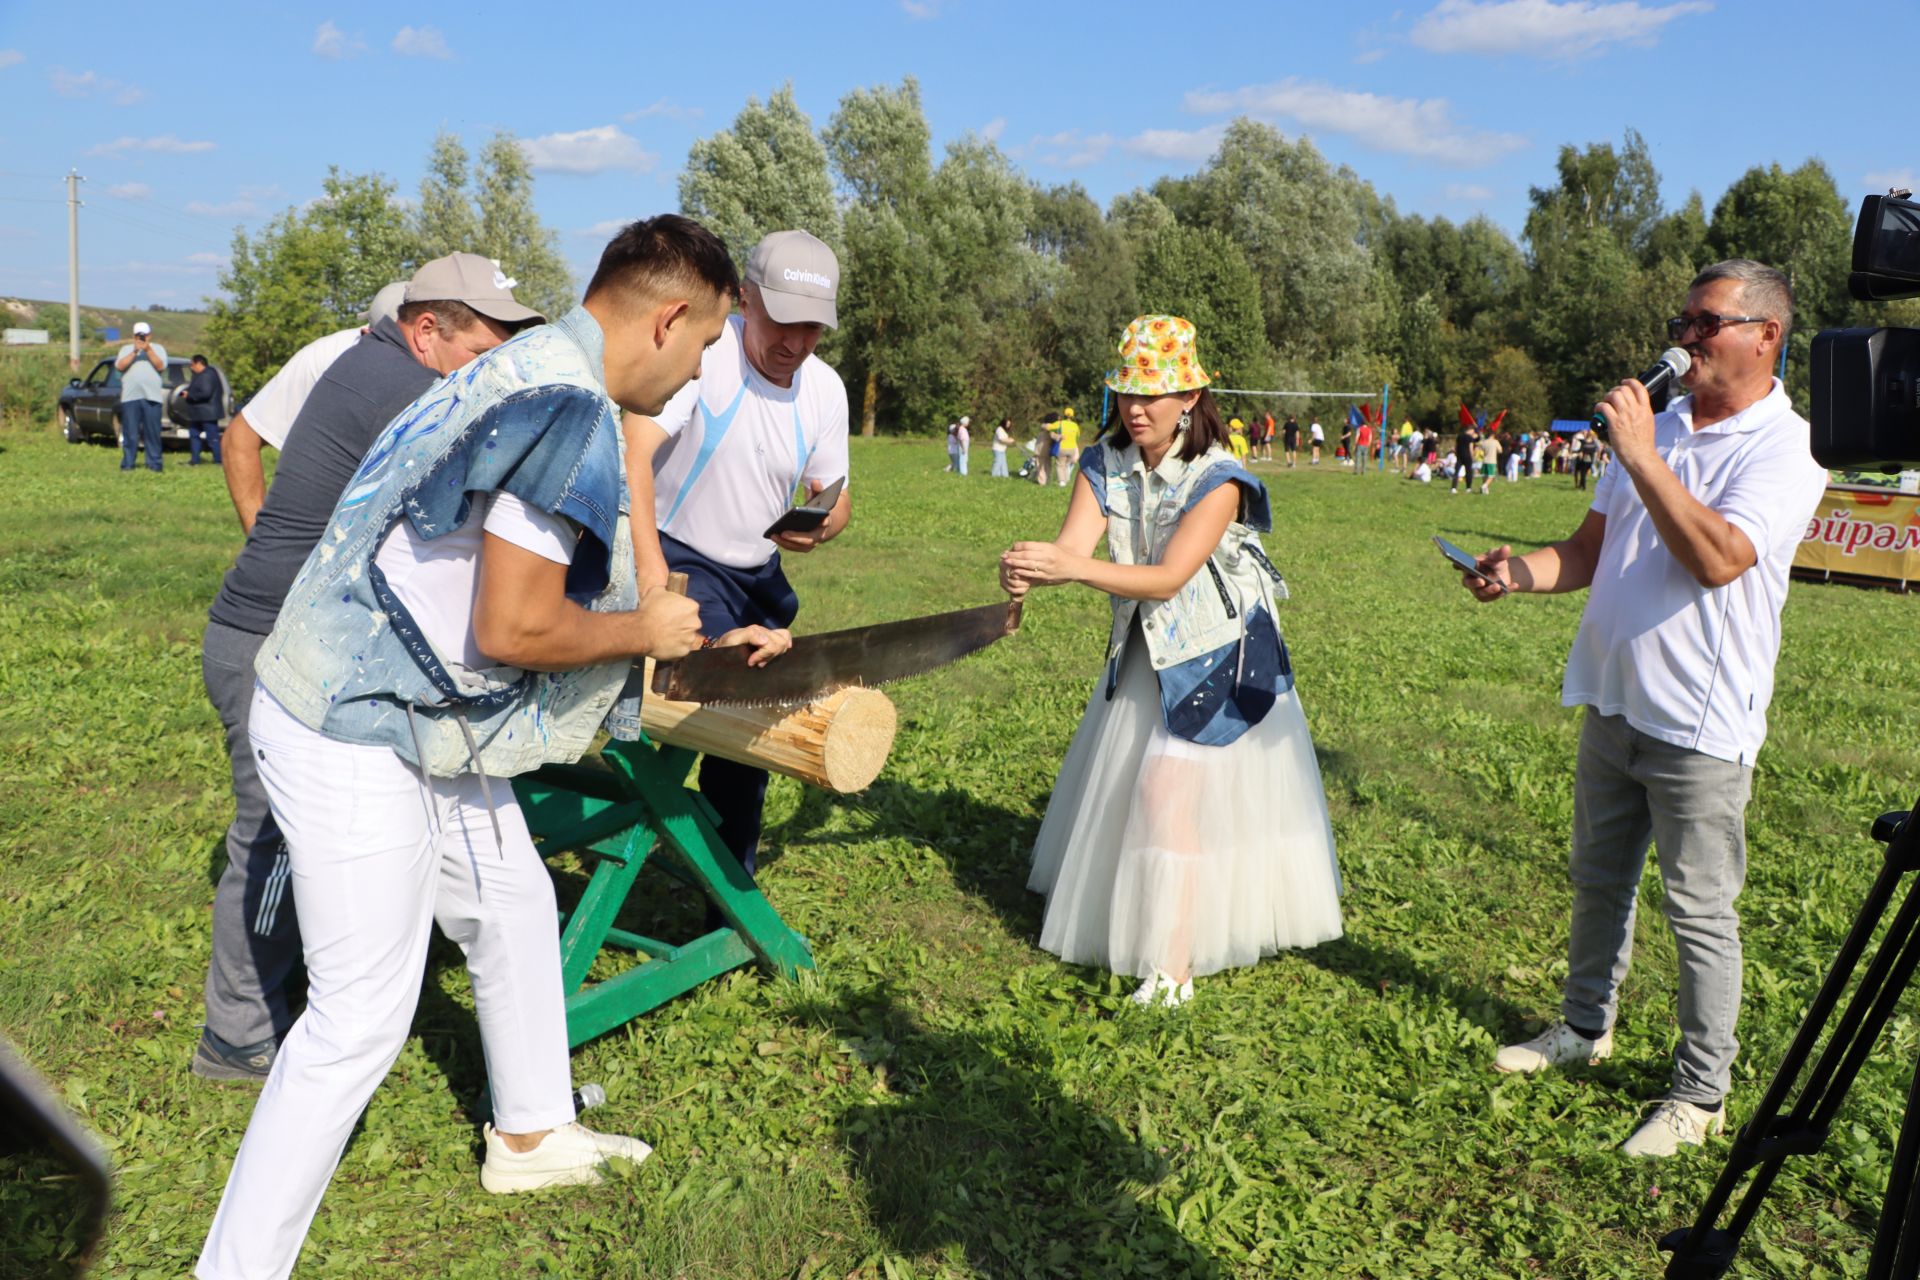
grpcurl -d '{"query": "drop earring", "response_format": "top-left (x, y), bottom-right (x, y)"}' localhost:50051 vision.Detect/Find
top-left (1177, 410), bottom-right (1193, 431)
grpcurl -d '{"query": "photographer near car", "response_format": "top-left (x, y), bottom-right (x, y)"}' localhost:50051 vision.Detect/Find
top-left (114, 320), bottom-right (168, 472)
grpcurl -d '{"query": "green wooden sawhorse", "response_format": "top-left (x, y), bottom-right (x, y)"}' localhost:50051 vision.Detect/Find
top-left (511, 733), bottom-right (815, 1047)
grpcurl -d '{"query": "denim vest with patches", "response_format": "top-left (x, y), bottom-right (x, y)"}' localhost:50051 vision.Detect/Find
top-left (1086, 438), bottom-right (1292, 746)
top-left (255, 307), bottom-right (637, 778)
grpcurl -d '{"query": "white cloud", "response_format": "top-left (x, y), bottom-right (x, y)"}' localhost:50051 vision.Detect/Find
top-left (981, 117), bottom-right (1007, 143)
top-left (1022, 129), bottom-right (1115, 170)
top-left (0, 50), bottom-right (23, 70)
top-left (1183, 80), bottom-right (1525, 167)
top-left (187, 252), bottom-right (226, 267)
top-left (576, 218), bottom-right (631, 240)
top-left (87, 135), bottom-right (218, 157)
top-left (623, 99), bottom-right (702, 122)
top-left (392, 25), bottom-right (452, 59)
top-left (49, 66), bottom-right (145, 105)
top-left (1123, 124), bottom-right (1230, 164)
top-left (1865, 169), bottom-right (1919, 193)
top-left (105, 182), bottom-right (152, 199)
top-left (186, 198), bottom-right (261, 217)
top-left (1354, 47), bottom-right (1388, 65)
top-left (1409, 0), bottom-right (1712, 58)
top-left (1445, 183), bottom-right (1495, 200)
top-left (312, 21), bottom-right (366, 59)
top-left (520, 125), bottom-right (656, 176)
top-left (902, 0), bottom-right (938, 16)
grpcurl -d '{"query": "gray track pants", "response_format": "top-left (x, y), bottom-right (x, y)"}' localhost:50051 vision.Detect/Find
top-left (1561, 710), bottom-right (1752, 1105)
top-left (200, 620), bottom-right (302, 1048)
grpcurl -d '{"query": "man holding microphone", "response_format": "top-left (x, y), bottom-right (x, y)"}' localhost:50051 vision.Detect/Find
top-left (1463, 260), bottom-right (1827, 1157)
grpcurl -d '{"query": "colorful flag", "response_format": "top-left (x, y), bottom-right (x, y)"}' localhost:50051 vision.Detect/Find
top-left (1486, 409), bottom-right (1509, 434)
top-left (1457, 402), bottom-right (1478, 431)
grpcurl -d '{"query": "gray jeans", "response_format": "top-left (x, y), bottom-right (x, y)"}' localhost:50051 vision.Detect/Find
top-left (201, 620), bottom-right (302, 1047)
top-left (1562, 710), bottom-right (1752, 1105)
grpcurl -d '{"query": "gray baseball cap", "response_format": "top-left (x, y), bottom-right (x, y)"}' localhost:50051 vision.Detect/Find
top-left (744, 230), bottom-right (838, 328)
top-left (360, 281), bottom-right (409, 327)
top-left (404, 252), bottom-right (546, 326)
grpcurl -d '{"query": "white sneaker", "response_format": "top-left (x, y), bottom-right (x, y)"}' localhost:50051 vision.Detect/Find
top-left (480, 1121), bottom-right (653, 1194)
top-left (1129, 970), bottom-right (1194, 1008)
top-left (1492, 1022), bottom-right (1614, 1074)
top-left (1620, 1097), bottom-right (1725, 1158)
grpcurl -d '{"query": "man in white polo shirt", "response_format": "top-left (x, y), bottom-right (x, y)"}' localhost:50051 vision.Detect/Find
top-left (1461, 259), bottom-right (1827, 1157)
top-left (625, 229), bottom-right (851, 881)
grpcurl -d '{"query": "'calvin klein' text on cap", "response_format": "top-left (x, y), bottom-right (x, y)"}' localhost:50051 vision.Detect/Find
top-left (744, 230), bottom-right (839, 329)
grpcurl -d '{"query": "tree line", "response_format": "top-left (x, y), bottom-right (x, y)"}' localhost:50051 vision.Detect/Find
top-left (206, 79), bottom-right (1882, 436)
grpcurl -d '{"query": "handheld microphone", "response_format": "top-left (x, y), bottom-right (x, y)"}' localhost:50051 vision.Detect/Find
top-left (1590, 347), bottom-right (1691, 439)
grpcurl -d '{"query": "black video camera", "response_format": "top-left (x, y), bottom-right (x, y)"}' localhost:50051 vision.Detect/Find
top-left (1810, 191), bottom-right (1920, 468)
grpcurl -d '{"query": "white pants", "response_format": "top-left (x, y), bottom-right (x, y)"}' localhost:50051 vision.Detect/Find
top-left (197, 686), bottom-right (574, 1280)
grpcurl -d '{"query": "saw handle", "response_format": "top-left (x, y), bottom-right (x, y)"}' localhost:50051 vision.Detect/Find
top-left (648, 572), bottom-right (692, 698)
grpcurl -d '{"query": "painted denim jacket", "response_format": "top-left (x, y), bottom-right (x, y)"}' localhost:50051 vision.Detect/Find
top-left (1082, 437), bottom-right (1292, 745)
top-left (255, 306), bottom-right (637, 778)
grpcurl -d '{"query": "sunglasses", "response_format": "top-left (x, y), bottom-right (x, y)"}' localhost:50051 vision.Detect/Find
top-left (1665, 312), bottom-right (1767, 342)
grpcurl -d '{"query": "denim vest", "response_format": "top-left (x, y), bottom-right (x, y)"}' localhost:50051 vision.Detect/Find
top-left (255, 306), bottom-right (637, 778)
top-left (1083, 437), bottom-right (1292, 745)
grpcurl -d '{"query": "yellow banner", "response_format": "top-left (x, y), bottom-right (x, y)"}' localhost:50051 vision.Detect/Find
top-left (1795, 487), bottom-right (1920, 582)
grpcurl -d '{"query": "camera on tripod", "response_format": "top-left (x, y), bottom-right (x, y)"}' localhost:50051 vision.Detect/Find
top-left (1811, 190), bottom-right (1920, 469)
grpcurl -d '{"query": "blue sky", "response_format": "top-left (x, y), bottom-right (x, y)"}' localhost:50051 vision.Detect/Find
top-left (0, 0), bottom-right (1907, 310)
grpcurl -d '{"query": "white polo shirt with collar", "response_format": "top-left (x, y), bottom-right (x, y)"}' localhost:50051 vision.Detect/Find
top-left (1561, 378), bottom-right (1827, 766)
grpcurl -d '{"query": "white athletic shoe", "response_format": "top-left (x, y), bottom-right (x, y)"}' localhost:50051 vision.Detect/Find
top-left (1129, 970), bottom-right (1194, 1008)
top-left (1492, 1022), bottom-right (1614, 1074)
top-left (1620, 1097), bottom-right (1725, 1158)
top-left (480, 1121), bottom-right (653, 1194)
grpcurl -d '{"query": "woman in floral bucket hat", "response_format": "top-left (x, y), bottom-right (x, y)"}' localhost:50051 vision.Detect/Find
top-left (1000, 316), bottom-right (1342, 1008)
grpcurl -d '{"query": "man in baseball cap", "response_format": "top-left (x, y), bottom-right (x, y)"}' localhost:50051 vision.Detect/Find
top-left (622, 227), bottom-right (851, 888)
top-left (404, 252), bottom-right (547, 327)
top-left (192, 252), bottom-right (539, 1091)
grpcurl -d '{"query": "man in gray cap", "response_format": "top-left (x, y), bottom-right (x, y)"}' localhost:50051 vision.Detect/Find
top-left (193, 253), bottom-right (541, 1082)
top-left (625, 228), bottom-right (851, 882)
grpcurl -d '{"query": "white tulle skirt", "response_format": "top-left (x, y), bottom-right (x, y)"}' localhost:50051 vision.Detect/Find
top-left (1027, 632), bottom-right (1344, 980)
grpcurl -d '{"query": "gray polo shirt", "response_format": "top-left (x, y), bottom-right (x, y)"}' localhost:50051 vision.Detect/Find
top-left (207, 319), bottom-right (436, 636)
top-left (117, 342), bottom-right (168, 402)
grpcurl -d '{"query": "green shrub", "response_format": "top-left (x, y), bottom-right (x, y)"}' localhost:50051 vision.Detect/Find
top-left (0, 347), bottom-right (81, 430)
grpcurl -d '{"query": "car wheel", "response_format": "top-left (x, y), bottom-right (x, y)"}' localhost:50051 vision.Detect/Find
top-left (62, 411), bottom-right (83, 444)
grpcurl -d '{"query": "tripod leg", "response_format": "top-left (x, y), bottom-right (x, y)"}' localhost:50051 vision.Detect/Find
top-left (1871, 1042), bottom-right (1920, 1279)
top-left (1665, 817), bottom-right (1920, 1277)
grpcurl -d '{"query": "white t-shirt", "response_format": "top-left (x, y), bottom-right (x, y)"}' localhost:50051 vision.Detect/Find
top-left (651, 315), bottom-right (849, 568)
top-left (374, 491), bottom-right (576, 674)
top-left (1561, 380), bottom-right (1828, 765)
top-left (244, 327), bottom-right (364, 449)
top-left (992, 426), bottom-right (1013, 451)
top-left (1309, 422), bottom-right (1324, 442)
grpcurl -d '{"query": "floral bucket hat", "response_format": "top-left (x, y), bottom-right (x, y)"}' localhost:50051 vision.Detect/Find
top-left (1104, 314), bottom-right (1211, 397)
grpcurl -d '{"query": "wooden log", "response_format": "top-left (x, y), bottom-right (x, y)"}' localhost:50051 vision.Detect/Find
top-left (636, 659), bottom-right (897, 793)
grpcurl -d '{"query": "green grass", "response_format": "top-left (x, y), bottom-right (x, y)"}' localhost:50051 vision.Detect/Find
top-left (2, 427), bottom-right (1915, 1278)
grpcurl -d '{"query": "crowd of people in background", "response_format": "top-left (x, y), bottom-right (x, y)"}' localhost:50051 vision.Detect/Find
top-left (940, 403), bottom-right (1613, 497)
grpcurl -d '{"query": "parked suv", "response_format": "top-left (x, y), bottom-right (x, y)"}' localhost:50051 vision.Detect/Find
top-left (58, 355), bottom-right (231, 447)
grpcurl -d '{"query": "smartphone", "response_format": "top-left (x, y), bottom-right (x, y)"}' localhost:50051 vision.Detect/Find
top-left (763, 476), bottom-right (845, 539)
top-left (1433, 535), bottom-right (1506, 593)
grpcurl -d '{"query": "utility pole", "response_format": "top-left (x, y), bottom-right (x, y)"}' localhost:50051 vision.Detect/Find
top-left (66, 169), bottom-right (83, 370)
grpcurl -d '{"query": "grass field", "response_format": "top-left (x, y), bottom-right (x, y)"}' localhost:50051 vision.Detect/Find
top-left (2, 427), bottom-right (1916, 1278)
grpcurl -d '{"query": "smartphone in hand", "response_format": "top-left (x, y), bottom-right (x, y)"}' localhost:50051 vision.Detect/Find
top-left (1433, 535), bottom-right (1507, 594)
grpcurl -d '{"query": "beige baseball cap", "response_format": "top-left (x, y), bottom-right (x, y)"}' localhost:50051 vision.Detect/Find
top-left (744, 230), bottom-right (838, 328)
top-left (404, 252), bottom-right (545, 326)
top-left (132, 321), bottom-right (152, 336)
